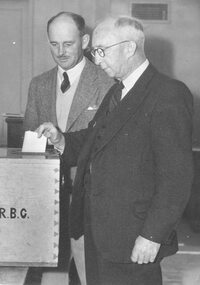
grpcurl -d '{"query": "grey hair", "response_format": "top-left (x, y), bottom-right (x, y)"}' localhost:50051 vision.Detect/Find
top-left (113, 16), bottom-right (145, 49)
top-left (114, 16), bottom-right (144, 32)
top-left (93, 15), bottom-right (145, 51)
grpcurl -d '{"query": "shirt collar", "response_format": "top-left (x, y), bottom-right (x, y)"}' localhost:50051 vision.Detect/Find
top-left (58, 57), bottom-right (86, 85)
top-left (122, 59), bottom-right (149, 93)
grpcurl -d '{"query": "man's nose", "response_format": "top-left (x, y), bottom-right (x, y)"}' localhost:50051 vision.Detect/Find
top-left (58, 45), bottom-right (65, 56)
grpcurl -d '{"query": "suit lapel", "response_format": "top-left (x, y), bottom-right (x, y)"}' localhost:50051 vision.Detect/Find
top-left (93, 64), bottom-right (157, 155)
top-left (41, 67), bottom-right (58, 126)
top-left (66, 59), bottom-right (98, 131)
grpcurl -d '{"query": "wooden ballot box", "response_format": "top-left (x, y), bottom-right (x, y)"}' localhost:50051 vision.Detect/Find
top-left (0, 148), bottom-right (60, 267)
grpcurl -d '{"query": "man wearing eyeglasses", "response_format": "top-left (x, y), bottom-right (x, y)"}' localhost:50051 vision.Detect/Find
top-left (36, 15), bottom-right (193, 285)
top-left (23, 11), bottom-right (113, 285)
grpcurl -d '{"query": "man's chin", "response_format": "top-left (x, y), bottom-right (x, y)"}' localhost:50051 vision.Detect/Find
top-left (58, 63), bottom-right (71, 70)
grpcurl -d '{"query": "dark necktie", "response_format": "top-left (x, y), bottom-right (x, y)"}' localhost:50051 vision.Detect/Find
top-left (61, 72), bottom-right (70, 93)
top-left (108, 81), bottom-right (124, 112)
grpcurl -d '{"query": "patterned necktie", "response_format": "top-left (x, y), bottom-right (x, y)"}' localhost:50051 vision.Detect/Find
top-left (61, 72), bottom-right (70, 93)
top-left (108, 81), bottom-right (124, 112)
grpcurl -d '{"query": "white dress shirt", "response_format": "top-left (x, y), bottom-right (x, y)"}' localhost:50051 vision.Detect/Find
top-left (56, 57), bottom-right (86, 132)
top-left (121, 59), bottom-right (149, 100)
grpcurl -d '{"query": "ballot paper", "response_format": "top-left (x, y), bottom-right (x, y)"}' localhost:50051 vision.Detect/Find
top-left (22, 130), bottom-right (47, 153)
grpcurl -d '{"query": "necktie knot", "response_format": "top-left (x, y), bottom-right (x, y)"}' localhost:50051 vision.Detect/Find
top-left (108, 81), bottom-right (124, 112)
top-left (115, 80), bottom-right (124, 90)
top-left (61, 72), bottom-right (70, 93)
top-left (114, 79), bottom-right (124, 93)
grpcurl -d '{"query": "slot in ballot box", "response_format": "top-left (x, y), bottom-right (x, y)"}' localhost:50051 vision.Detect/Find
top-left (0, 148), bottom-right (60, 267)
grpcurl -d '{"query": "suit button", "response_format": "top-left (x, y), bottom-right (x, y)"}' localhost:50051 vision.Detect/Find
top-left (97, 135), bottom-right (101, 139)
top-left (61, 175), bottom-right (65, 186)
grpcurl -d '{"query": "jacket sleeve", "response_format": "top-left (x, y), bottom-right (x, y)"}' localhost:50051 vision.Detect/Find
top-left (62, 124), bottom-right (92, 167)
top-left (141, 81), bottom-right (194, 243)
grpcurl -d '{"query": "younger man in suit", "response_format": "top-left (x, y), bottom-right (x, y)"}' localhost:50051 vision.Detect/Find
top-left (23, 11), bottom-right (113, 285)
top-left (36, 15), bottom-right (193, 285)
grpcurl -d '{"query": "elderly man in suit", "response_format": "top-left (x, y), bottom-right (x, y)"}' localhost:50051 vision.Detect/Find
top-left (23, 11), bottom-right (113, 285)
top-left (36, 15), bottom-right (194, 285)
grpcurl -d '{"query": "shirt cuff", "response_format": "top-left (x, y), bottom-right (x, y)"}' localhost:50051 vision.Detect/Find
top-left (54, 134), bottom-right (65, 154)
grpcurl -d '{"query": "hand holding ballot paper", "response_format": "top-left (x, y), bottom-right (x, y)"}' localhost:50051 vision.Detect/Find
top-left (35, 122), bottom-right (65, 152)
top-left (22, 123), bottom-right (65, 153)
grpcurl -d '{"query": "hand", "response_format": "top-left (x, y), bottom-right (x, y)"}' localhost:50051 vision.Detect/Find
top-left (35, 122), bottom-right (62, 145)
top-left (131, 235), bottom-right (160, 264)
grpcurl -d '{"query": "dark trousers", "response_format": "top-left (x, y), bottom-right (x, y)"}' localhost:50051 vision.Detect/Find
top-left (84, 191), bottom-right (162, 285)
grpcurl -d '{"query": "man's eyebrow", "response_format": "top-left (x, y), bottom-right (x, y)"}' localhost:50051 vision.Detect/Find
top-left (63, 40), bottom-right (74, 43)
top-left (92, 45), bottom-right (104, 48)
top-left (49, 40), bottom-right (74, 44)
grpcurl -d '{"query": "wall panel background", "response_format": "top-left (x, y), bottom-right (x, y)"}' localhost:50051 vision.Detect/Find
top-left (0, 0), bottom-right (199, 146)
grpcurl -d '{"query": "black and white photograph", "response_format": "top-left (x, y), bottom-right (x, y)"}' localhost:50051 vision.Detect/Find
top-left (0, 0), bottom-right (200, 284)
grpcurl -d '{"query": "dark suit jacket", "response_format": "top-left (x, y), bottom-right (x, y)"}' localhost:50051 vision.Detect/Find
top-left (63, 64), bottom-right (194, 263)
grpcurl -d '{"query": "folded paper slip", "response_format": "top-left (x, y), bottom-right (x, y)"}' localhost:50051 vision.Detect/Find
top-left (22, 131), bottom-right (47, 153)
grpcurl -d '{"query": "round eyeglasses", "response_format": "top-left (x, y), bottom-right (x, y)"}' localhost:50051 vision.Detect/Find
top-left (90, 40), bottom-right (130, 58)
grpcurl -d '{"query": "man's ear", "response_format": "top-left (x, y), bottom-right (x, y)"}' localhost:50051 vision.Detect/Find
top-left (82, 34), bottom-right (90, 49)
top-left (127, 41), bottom-right (137, 57)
